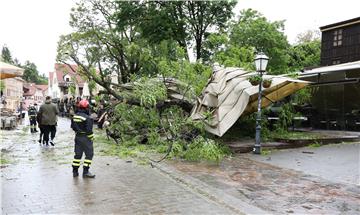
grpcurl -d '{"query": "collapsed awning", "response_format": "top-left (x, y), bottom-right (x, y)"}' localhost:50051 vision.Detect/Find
top-left (0, 61), bottom-right (24, 79)
top-left (299, 60), bottom-right (360, 78)
top-left (191, 66), bottom-right (309, 137)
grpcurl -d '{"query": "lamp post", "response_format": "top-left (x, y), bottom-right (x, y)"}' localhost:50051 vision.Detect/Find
top-left (253, 52), bottom-right (269, 154)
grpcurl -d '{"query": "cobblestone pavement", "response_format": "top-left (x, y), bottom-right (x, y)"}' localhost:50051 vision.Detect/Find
top-left (1, 117), bottom-right (236, 214)
top-left (167, 145), bottom-right (360, 214)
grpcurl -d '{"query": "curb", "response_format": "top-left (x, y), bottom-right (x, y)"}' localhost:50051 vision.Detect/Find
top-left (152, 161), bottom-right (267, 215)
top-left (228, 137), bottom-right (360, 153)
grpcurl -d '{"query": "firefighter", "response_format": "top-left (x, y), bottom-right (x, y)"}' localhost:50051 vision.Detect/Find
top-left (28, 104), bottom-right (38, 133)
top-left (71, 99), bottom-right (95, 178)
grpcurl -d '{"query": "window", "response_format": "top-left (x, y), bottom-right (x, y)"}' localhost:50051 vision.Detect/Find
top-left (64, 74), bottom-right (71, 82)
top-left (333, 29), bottom-right (343, 47)
top-left (332, 59), bottom-right (341, 65)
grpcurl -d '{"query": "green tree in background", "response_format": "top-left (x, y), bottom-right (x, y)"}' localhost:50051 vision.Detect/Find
top-left (1, 45), bottom-right (14, 64)
top-left (1, 45), bottom-right (47, 84)
top-left (22, 61), bottom-right (38, 83)
top-left (22, 61), bottom-right (48, 84)
top-left (204, 31), bottom-right (255, 70)
top-left (139, 1), bottom-right (237, 61)
top-left (57, 0), bottom-right (217, 99)
top-left (229, 9), bottom-right (290, 74)
top-left (288, 30), bottom-right (321, 72)
top-left (57, 0), bottom-right (152, 99)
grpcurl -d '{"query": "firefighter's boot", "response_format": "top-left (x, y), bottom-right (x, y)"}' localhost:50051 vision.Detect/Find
top-left (72, 167), bottom-right (79, 177)
top-left (83, 167), bottom-right (95, 178)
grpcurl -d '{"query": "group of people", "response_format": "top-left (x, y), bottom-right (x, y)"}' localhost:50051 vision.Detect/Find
top-left (28, 96), bottom-right (95, 178)
top-left (57, 96), bottom-right (108, 130)
top-left (57, 97), bottom-right (86, 118)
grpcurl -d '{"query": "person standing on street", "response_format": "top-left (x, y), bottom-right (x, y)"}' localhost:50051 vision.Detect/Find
top-left (71, 99), bottom-right (95, 178)
top-left (37, 109), bottom-right (44, 144)
top-left (59, 99), bottom-right (65, 117)
top-left (38, 96), bottom-right (59, 146)
top-left (28, 104), bottom-right (38, 133)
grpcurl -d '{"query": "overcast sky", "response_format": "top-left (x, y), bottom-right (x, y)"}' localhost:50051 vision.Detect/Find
top-left (0, 0), bottom-right (359, 76)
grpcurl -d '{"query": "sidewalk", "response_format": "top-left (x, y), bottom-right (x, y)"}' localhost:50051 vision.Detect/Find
top-left (159, 142), bottom-right (360, 214)
top-left (2, 117), bottom-right (359, 214)
top-left (1, 118), bottom-right (239, 214)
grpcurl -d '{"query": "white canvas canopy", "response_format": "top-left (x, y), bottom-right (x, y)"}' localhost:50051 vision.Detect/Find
top-left (0, 61), bottom-right (24, 79)
top-left (191, 66), bottom-right (309, 137)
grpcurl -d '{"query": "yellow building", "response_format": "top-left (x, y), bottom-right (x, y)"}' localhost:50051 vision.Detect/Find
top-left (1, 77), bottom-right (24, 111)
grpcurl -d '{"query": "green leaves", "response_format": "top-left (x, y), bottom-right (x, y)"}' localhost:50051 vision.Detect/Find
top-left (229, 9), bottom-right (290, 74)
top-left (1, 45), bottom-right (14, 64)
top-left (105, 100), bottom-right (232, 162)
top-left (137, 1), bottom-right (236, 60)
top-left (248, 75), bottom-right (262, 85)
top-left (0, 80), bottom-right (5, 91)
top-left (287, 39), bottom-right (321, 72)
top-left (183, 137), bottom-right (230, 162)
top-left (275, 103), bottom-right (298, 132)
top-left (1, 46), bottom-right (46, 84)
top-left (133, 78), bottom-right (167, 107)
top-left (21, 61), bottom-right (47, 84)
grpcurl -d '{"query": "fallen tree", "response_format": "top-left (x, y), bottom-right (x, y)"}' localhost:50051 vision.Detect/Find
top-left (98, 76), bottom-right (230, 162)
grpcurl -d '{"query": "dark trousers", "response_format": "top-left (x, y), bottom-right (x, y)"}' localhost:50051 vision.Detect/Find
top-left (72, 135), bottom-right (93, 172)
top-left (29, 117), bottom-right (37, 132)
top-left (43, 125), bottom-right (57, 144)
top-left (39, 125), bottom-right (44, 142)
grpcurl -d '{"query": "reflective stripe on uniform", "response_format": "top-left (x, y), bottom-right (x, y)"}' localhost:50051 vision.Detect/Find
top-left (73, 115), bottom-right (86, 121)
top-left (72, 159), bottom-right (81, 166)
top-left (84, 159), bottom-right (92, 164)
top-left (73, 119), bottom-right (83, 122)
top-left (83, 159), bottom-right (92, 167)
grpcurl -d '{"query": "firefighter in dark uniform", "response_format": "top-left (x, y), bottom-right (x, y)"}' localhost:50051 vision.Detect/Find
top-left (71, 99), bottom-right (95, 178)
top-left (28, 104), bottom-right (38, 133)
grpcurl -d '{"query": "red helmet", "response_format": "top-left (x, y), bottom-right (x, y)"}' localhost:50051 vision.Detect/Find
top-left (78, 99), bottom-right (89, 109)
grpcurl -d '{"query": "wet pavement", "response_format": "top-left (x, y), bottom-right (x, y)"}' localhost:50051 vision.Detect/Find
top-left (2, 116), bottom-right (360, 214)
top-left (1, 117), bottom-right (237, 214)
top-left (249, 142), bottom-right (360, 185)
top-left (167, 143), bottom-right (360, 214)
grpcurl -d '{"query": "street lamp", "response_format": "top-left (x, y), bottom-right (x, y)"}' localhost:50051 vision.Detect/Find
top-left (253, 52), bottom-right (269, 154)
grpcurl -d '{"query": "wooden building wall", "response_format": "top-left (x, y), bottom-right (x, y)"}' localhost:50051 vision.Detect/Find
top-left (320, 23), bottom-right (360, 66)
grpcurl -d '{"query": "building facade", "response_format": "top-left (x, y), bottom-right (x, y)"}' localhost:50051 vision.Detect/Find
top-left (48, 64), bottom-right (101, 100)
top-left (299, 17), bottom-right (360, 131)
top-left (0, 77), bottom-right (24, 111)
top-left (320, 17), bottom-right (360, 66)
top-left (23, 83), bottom-right (48, 109)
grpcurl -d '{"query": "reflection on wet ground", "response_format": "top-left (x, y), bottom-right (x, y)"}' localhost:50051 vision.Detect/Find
top-left (167, 150), bottom-right (360, 214)
top-left (1, 117), bottom-right (235, 214)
